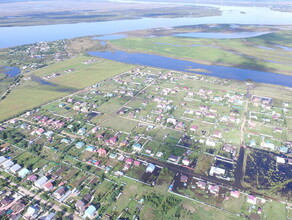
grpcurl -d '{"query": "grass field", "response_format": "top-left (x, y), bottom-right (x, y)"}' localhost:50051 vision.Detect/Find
top-left (0, 56), bottom-right (134, 121)
top-left (111, 31), bottom-right (292, 75)
top-left (263, 201), bottom-right (287, 220)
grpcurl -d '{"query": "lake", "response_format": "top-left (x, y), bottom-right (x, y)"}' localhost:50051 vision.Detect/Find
top-left (1, 66), bottom-right (21, 77)
top-left (88, 50), bottom-right (292, 87)
top-left (1, 5), bottom-right (292, 48)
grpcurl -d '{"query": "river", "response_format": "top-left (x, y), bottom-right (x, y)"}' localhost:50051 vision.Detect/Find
top-left (1, 5), bottom-right (292, 48)
top-left (88, 50), bottom-right (292, 87)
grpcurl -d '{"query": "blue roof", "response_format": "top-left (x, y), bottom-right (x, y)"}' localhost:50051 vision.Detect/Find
top-left (18, 168), bottom-right (30, 177)
top-left (279, 146), bottom-right (288, 153)
top-left (86, 145), bottom-right (95, 150)
top-left (133, 143), bottom-right (142, 148)
top-left (76, 142), bottom-right (85, 148)
top-left (85, 205), bottom-right (96, 215)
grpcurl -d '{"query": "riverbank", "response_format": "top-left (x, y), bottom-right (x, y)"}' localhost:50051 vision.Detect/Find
top-left (108, 29), bottom-right (292, 76)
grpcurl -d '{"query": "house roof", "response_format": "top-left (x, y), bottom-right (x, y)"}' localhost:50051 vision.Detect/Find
top-left (75, 200), bottom-right (86, 210)
top-left (10, 164), bottom-right (21, 172)
top-left (54, 186), bottom-right (66, 196)
top-left (18, 168), bottom-right (30, 177)
top-left (43, 181), bottom-right (53, 190)
top-left (85, 205), bottom-right (96, 216)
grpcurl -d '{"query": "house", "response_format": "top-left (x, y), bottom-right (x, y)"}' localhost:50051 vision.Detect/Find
top-left (209, 166), bottom-right (225, 176)
top-left (276, 156), bottom-right (285, 164)
top-left (167, 118), bottom-right (177, 125)
top-left (53, 186), bottom-right (66, 199)
top-left (132, 143), bottom-right (142, 152)
top-left (190, 125), bottom-right (198, 132)
top-left (123, 164), bottom-right (131, 171)
top-left (2, 159), bottom-right (14, 169)
top-left (83, 205), bottom-right (97, 219)
top-left (76, 142), bottom-right (85, 149)
top-left (35, 176), bottom-right (48, 188)
top-left (133, 161), bottom-right (141, 166)
top-left (175, 121), bottom-right (185, 130)
top-left (35, 128), bottom-right (45, 135)
top-left (75, 200), bottom-right (86, 212)
top-left (27, 175), bottom-right (38, 182)
top-left (0, 197), bottom-right (13, 206)
top-left (10, 164), bottom-right (22, 174)
top-left (42, 212), bottom-right (55, 220)
top-left (106, 136), bottom-right (118, 145)
top-left (230, 190), bottom-right (240, 198)
top-left (180, 175), bottom-right (188, 183)
top-left (223, 144), bottom-right (236, 154)
top-left (278, 146), bottom-right (289, 154)
top-left (11, 200), bottom-right (26, 215)
top-left (26, 205), bottom-right (39, 217)
top-left (168, 154), bottom-right (179, 163)
top-left (43, 181), bottom-right (54, 191)
top-left (44, 131), bottom-right (54, 138)
top-left (0, 156), bottom-right (7, 165)
top-left (213, 130), bottom-right (222, 139)
top-left (182, 158), bottom-right (190, 166)
top-left (146, 164), bottom-right (155, 173)
top-left (18, 168), bottom-right (30, 178)
top-left (196, 181), bottom-right (206, 189)
top-left (109, 153), bottom-right (117, 159)
top-left (261, 141), bottom-right (275, 150)
top-left (206, 139), bottom-right (216, 147)
top-left (86, 146), bottom-right (96, 152)
top-left (208, 185), bottom-right (220, 195)
top-left (125, 158), bottom-right (134, 165)
top-left (77, 128), bottom-right (86, 135)
top-left (247, 195), bottom-right (257, 205)
top-left (61, 138), bottom-right (70, 144)
top-left (97, 148), bottom-right (107, 157)
top-left (119, 140), bottom-right (129, 147)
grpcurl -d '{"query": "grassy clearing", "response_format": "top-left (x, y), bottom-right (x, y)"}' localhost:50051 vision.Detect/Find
top-left (0, 56), bottom-right (134, 121)
top-left (111, 31), bottom-right (292, 75)
top-left (263, 201), bottom-right (287, 220)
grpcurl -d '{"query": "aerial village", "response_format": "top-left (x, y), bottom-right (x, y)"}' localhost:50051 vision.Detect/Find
top-left (0, 64), bottom-right (291, 219)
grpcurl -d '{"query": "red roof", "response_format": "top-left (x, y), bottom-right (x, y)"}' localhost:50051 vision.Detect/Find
top-left (125, 158), bottom-right (134, 164)
top-left (43, 181), bottom-right (53, 190)
top-left (97, 148), bottom-right (107, 156)
top-left (133, 161), bottom-right (141, 166)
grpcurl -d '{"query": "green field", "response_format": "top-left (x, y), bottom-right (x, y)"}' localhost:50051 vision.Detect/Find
top-left (0, 56), bottom-right (134, 121)
top-left (111, 31), bottom-right (292, 75)
top-left (263, 201), bottom-right (287, 220)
